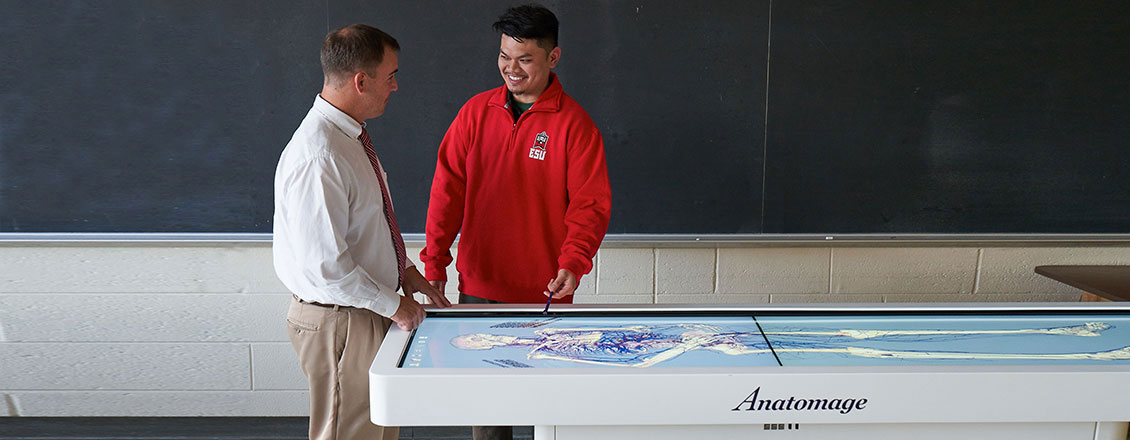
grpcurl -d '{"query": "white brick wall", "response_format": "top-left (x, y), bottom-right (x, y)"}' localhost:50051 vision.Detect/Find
top-left (0, 240), bottom-right (1125, 416)
top-left (832, 248), bottom-right (979, 294)
top-left (0, 244), bottom-right (303, 417)
top-left (717, 248), bottom-right (829, 294)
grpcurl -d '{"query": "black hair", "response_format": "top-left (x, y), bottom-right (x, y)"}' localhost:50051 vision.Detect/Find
top-left (492, 4), bottom-right (558, 51)
top-left (320, 24), bottom-right (400, 84)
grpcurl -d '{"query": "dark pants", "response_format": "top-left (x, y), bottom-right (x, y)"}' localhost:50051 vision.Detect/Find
top-left (459, 293), bottom-right (506, 305)
top-left (459, 293), bottom-right (518, 440)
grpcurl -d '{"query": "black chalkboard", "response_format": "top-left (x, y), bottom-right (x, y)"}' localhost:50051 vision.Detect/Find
top-left (764, 0), bottom-right (1130, 233)
top-left (0, 0), bottom-right (324, 232)
top-left (1, 0), bottom-right (1126, 234)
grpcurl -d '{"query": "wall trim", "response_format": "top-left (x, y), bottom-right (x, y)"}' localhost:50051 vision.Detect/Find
top-left (1, 233), bottom-right (1129, 247)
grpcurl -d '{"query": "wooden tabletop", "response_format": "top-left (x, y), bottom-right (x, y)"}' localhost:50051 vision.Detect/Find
top-left (1034, 265), bottom-right (1130, 302)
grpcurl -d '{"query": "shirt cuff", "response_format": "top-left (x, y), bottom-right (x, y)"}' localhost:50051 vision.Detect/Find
top-left (424, 265), bottom-right (448, 281)
top-left (560, 259), bottom-right (590, 283)
top-left (356, 286), bottom-right (401, 318)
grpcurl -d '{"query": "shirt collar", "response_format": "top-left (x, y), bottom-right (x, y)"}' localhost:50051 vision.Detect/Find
top-left (312, 94), bottom-right (365, 139)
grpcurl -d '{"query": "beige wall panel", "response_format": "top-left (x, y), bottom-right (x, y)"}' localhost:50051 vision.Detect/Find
top-left (9, 390), bottom-right (308, 416)
top-left (717, 248), bottom-right (829, 294)
top-left (575, 257), bottom-right (598, 297)
top-left (245, 245), bottom-right (288, 293)
top-left (596, 249), bottom-right (655, 295)
top-left (0, 343), bottom-right (249, 390)
top-left (250, 343), bottom-right (306, 391)
top-left (1, 241), bottom-right (1125, 418)
top-left (656, 249), bottom-right (715, 294)
top-left (977, 247), bottom-right (1130, 294)
top-left (882, 293), bottom-right (1079, 303)
top-left (655, 294), bottom-right (769, 304)
top-left (0, 247), bottom-right (257, 294)
top-left (0, 293), bottom-right (288, 342)
top-left (573, 294), bottom-right (654, 304)
top-left (770, 293), bottom-right (885, 304)
top-left (832, 248), bottom-right (978, 294)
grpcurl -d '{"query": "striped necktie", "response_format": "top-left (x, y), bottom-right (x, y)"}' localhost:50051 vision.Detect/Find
top-left (359, 128), bottom-right (407, 290)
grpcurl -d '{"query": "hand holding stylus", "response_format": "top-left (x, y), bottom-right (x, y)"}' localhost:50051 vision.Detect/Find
top-left (543, 269), bottom-right (577, 314)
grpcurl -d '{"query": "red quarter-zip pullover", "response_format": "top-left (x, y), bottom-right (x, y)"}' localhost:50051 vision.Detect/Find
top-left (422, 74), bottom-right (611, 303)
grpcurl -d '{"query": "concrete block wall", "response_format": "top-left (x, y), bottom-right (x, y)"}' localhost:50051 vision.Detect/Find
top-left (1, 241), bottom-right (1127, 417)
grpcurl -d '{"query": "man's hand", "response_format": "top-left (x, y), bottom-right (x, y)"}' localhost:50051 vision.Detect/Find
top-left (428, 280), bottom-right (446, 294)
top-left (544, 268), bottom-right (577, 299)
top-left (389, 294), bottom-right (425, 331)
top-left (402, 266), bottom-right (451, 307)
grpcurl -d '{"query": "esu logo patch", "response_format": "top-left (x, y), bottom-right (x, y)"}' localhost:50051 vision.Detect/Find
top-left (528, 131), bottom-right (548, 161)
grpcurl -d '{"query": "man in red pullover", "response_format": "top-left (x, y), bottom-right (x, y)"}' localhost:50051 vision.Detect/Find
top-left (423, 4), bottom-right (611, 315)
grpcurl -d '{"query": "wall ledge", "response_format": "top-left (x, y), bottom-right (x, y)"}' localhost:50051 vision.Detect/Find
top-left (1, 233), bottom-right (1129, 248)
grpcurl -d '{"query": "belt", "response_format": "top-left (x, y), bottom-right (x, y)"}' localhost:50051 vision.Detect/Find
top-left (293, 294), bottom-right (352, 310)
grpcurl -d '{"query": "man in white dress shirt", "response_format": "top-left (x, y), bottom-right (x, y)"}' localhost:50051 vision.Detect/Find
top-left (273, 24), bottom-right (450, 440)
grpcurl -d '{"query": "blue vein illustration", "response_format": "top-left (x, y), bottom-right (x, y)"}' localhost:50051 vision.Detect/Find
top-left (404, 315), bottom-right (1130, 368)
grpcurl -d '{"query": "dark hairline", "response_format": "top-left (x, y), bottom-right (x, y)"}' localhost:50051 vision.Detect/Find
top-left (492, 4), bottom-right (559, 51)
top-left (500, 33), bottom-right (557, 52)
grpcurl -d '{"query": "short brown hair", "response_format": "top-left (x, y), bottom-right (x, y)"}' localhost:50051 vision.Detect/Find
top-left (320, 24), bottom-right (400, 85)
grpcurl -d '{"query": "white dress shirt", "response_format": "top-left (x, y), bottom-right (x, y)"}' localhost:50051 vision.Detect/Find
top-left (272, 95), bottom-right (410, 318)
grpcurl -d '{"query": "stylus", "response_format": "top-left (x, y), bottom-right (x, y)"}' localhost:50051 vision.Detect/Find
top-left (542, 291), bottom-right (553, 314)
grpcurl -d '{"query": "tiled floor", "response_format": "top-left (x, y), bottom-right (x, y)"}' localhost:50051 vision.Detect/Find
top-left (0, 418), bottom-right (533, 440)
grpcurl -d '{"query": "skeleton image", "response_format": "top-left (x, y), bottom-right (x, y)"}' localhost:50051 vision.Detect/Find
top-left (450, 322), bottom-right (1130, 368)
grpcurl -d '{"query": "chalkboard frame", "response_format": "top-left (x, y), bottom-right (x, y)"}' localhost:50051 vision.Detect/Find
top-left (2, 232), bottom-right (1129, 246)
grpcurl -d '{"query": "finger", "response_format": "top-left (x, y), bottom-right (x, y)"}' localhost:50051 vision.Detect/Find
top-left (420, 283), bottom-right (447, 306)
top-left (401, 307), bottom-right (422, 331)
top-left (554, 285), bottom-right (575, 299)
top-left (554, 276), bottom-right (578, 298)
top-left (428, 291), bottom-right (451, 307)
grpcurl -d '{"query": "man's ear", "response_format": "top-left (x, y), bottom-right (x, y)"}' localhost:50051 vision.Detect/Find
top-left (548, 47), bottom-right (562, 69)
top-left (351, 71), bottom-right (367, 93)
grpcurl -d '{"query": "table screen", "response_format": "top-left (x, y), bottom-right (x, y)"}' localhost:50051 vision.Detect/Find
top-left (400, 313), bottom-right (1130, 368)
top-left (402, 315), bottom-right (774, 368)
top-left (758, 314), bottom-right (1130, 366)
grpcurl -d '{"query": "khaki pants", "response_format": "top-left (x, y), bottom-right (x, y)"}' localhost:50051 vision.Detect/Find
top-left (287, 297), bottom-right (398, 440)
